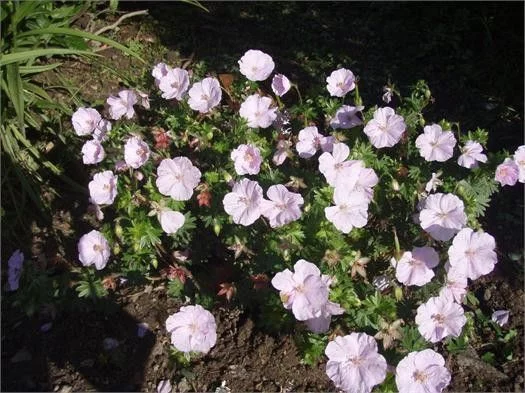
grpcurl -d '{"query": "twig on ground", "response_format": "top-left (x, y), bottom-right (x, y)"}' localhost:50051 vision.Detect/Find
top-left (93, 10), bottom-right (148, 36)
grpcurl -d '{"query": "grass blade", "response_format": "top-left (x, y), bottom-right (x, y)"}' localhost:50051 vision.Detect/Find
top-left (17, 27), bottom-right (146, 64)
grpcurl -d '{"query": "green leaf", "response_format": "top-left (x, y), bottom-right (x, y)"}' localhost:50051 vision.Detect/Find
top-left (18, 62), bottom-right (63, 74)
top-left (4, 63), bottom-right (25, 132)
top-left (17, 27), bottom-right (146, 63)
top-left (0, 48), bottom-right (96, 66)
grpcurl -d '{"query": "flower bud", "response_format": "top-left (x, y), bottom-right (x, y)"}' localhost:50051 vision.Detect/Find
top-left (391, 179), bottom-right (400, 192)
top-left (213, 221), bottom-right (221, 236)
top-left (115, 224), bottom-right (123, 239)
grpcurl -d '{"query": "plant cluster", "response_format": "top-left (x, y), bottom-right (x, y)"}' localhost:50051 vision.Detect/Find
top-left (5, 47), bottom-right (523, 392)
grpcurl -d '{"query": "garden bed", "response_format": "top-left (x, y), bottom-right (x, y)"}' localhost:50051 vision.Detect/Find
top-left (2, 3), bottom-right (523, 392)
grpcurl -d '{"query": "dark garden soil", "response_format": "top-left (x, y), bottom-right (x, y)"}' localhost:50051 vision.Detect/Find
top-left (2, 3), bottom-right (524, 392)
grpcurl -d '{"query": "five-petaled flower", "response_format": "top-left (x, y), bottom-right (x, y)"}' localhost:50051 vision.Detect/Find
top-left (238, 49), bottom-right (275, 81)
top-left (296, 126), bottom-right (334, 158)
top-left (415, 124), bottom-right (456, 162)
top-left (124, 136), bottom-right (151, 169)
top-left (363, 107), bottom-right (406, 148)
top-left (165, 305), bottom-right (217, 354)
top-left (326, 68), bottom-right (356, 97)
top-left (325, 188), bottom-right (369, 233)
top-left (81, 139), bottom-right (105, 165)
top-left (330, 105), bottom-right (363, 130)
top-left (107, 89), bottom-right (138, 120)
top-left (188, 77), bottom-right (222, 113)
top-left (393, 246), bottom-right (439, 287)
top-left (415, 293), bottom-right (466, 343)
top-left (447, 228), bottom-right (497, 280)
top-left (271, 74), bottom-right (291, 97)
top-left (457, 140), bottom-right (487, 169)
top-left (495, 158), bottom-right (519, 186)
top-left (261, 184), bottom-right (304, 228)
top-left (230, 144), bottom-right (263, 175)
top-left (395, 349), bottom-right (451, 393)
top-left (239, 94), bottom-right (277, 128)
top-left (325, 333), bottom-right (387, 393)
top-left (78, 230), bottom-right (111, 270)
top-left (89, 170), bottom-right (118, 205)
top-left (271, 259), bottom-right (330, 321)
top-left (419, 193), bottom-right (466, 241)
top-left (222, 178), bottom-right (264, 226)
top-left (156, 157), bottom-right (202, 201)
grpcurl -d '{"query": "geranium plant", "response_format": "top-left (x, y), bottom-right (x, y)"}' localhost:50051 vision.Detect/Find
top-left (7, 47), bottom-right (520, 392)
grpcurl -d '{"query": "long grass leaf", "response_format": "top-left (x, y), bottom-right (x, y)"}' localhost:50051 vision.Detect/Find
top-left (19, 62), bottom-right (63, 74)
top-left (5, 63), bottom-right (25, 133)
top-left (0, 48), bottom-right (96, 66)
top-left (17, 27), bottom-right (146, 64)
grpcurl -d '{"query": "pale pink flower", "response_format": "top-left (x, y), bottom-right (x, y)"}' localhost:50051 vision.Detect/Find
top-left (107, 89), bottom-right (137, 120)
top-left (271, 260), bottom-right (330, 321)
top-left (88, 198), bottom-right (104, 221)
top-left (296, 126), bottom-right (334, 158)
top-left (394, 247), bottom-right (439, 287)
top-left (239, 94), bottom-right (277, 128)
top-left (318, 143), bottom-right (360, 188)
top-left (88, 170), bottom-right (118, 205)
top-left (6, 250), bottom-right (24, 291)
top-left (165, 305), bottom-right (217, 354)
top-left (415, 294), bottom-right (467, 343)
top-left (325, 189), bottom-right (369, 233)
top-left (330, 105), bottom-right (364, 129)
top-left (513, 145), bottom-right (525, 183)
top-left (271, 74), bottom-right (291, 97)
top-left (152, 62), bottom-right (170, 86)
top-left (187, 77), bottom-right (222, 113)
top-left (273, 140), bottom-right (292, 166)
top-left (457, 141), bottom-right (487, 169)
top-left (352, 164), bottom-right (379, 202)
top-left (425, 172), bottom-right (443, 193)
top-left (158, 209), bottom-right (185, 234)
top-left (415, 124), bottom-right (456, 162)
top-left (114, 160), bottom-right (128, 172)
top-left (419, 193), bottom-right (466, 241)
top-left (363, 107), bottom-right (406, 148)
top-left (136, 90), bottom-right (150, 109)
top-left (158, 68), bottom-right (190, 100)
top-left (495, 158), bottom-right (519, 186)
top-left (305, 301), bottom-right (345, 333)
top-left (326, 68), bottom-right (356, 97)
top-left (230, 144), bottom-right (263, 175)
top-left (156, 157), bottom-right (201, 201)
top-left (72, 107), bottom-right (102, 136)
top-left (238, 49), bottom-right (275, 81)
top-left (491, 310), bottom-right (510, 327)
top-left (395, 349), bottom-right (451, 393)
top-left (325, 333), bottom-right (387, 393)
top-left (81, 139), bottom-right (105, 165)
top-left (439, 264), bottom-right (468, 304)
top-left (222, 178), bottom-right (263, 226)
top-left (382, 86), bottom-right (393, 104)
top-left (157, 380), bottom-right (172, 393)
top-left (78, 230), bottom-right (111, 270)
top-left (448, 228), bottom-right (497, 280)
top-left (305, 273), bottom-right (344, 333)
top-left (261, 184), bottom-right (304, 228)
top-left (93, 119), bottom-right (112, 142)
top-left (124, 136), bottom-right (150, 169)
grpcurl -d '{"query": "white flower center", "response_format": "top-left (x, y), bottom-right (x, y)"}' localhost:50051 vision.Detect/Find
top-left (93, 244), bottom-right (103, 253)
top-left (413, 370), bottom-right (428, 383)
top-left (244, 152), bottom-right (254, 163)
top-left (349, 356), bottom-right (363, 366)
top-left (431, 313), bottom-right (445, 324)
top-left (201, 94), bottom-right (209, 101)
